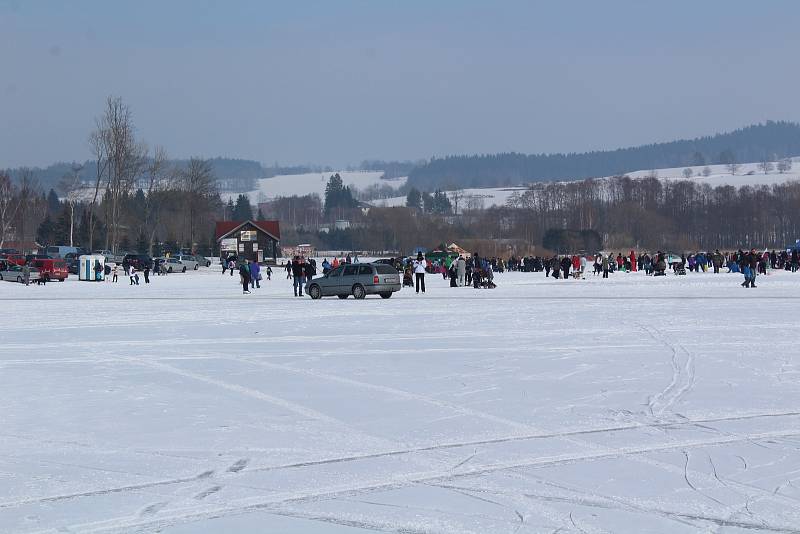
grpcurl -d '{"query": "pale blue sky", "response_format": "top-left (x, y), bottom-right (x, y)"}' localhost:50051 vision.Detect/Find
top-left (2, 0), bottom-right (799, 168)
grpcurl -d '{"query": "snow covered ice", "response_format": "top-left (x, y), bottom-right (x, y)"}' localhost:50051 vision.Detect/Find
top-left (2, 267), bottom-right (800, 533)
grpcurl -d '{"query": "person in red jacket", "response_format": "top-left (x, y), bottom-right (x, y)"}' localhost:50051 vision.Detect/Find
top-left (630, 250), bottom-right (637, 271)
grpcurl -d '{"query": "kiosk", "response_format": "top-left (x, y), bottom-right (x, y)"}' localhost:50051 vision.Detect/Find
top-left (78, 255), bottom-right (105, 281)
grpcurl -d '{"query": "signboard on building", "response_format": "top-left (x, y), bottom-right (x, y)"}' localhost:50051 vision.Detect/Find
top-left (221, 238), bottom-right (238, 251)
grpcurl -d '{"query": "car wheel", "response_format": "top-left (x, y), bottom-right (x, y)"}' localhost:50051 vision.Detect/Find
top-left (168, 267), bottom-right (173, 273)
top-left (43, 274), bottom-right (50, 282)
top-left (308, 284), bottom-right (322, 300)
top-left (337, 294), bottom-right (349, 299)
top-left (194, 265), bottom-right (198, 270)
top-left (182, 267), bottom-right (186, 273)
top-left (352, 284), bottom-right (366, 300)
top-left (17, 276), bottom-right (22, 283)
top-left (379, 292), bottom-right (392, 299)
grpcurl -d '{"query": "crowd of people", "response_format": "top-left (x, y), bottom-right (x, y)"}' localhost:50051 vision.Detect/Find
top-left (217, 244), bottom-right (800, 297)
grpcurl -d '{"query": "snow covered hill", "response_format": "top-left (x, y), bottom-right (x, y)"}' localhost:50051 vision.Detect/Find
top-left (222, 171), bottom-right (407, 203)
top-left (371, 157), bottom-right (800, 210)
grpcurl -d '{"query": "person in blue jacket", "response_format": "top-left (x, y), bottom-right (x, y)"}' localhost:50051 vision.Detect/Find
top-left (249, 260), bottom-right (261, 289)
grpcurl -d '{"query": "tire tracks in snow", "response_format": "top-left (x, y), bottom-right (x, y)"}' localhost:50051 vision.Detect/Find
top-left (20, 428), bottom-right (800, 533)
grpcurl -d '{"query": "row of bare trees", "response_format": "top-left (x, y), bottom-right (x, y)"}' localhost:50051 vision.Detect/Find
top-left (2, 96), bottom-right (221, 255)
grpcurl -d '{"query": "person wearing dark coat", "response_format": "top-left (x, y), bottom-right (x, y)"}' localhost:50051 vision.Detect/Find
top-left (560, 256), bottom-right (571, 280)
top-left (239, 260), bottom-right (251, 294)
top-left (291, 257), bottom-right (306, 297)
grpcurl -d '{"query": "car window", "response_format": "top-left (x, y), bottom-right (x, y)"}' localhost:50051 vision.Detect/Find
top-left (358, 265), bottom-right (372, 275)
top-left (327, 266), bottom-right (344, 277)
top-left (374, 265), bottom-right (397, 275)
top-left (343, 265), bottom-right (358, 276)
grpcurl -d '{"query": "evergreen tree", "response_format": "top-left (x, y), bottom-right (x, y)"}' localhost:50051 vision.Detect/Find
top-left (405, 188), bottom-right (422, 210)
top-left (232, 194), bottom-right (253, 220)
top-left (323, 173), bottom-right (357, 216)
top-left (47, 189), bottom-right (61, 216)
top-left (36, 215), bottom-right (56, 246)
top-left (421, 191), bottom-right (434, 213)
top-left (225, 198), bottom-right (235, 219)
top-left (432, 189), bottom-right (453, 215)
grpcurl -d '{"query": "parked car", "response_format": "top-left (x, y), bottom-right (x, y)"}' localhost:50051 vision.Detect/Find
top-left (122, 254), bottom-right (153, 271)
top-left (30, 258), bottom-right (68, 281)
top-left (0, 263), bottom-right (40, 283)
top-left (159, 257), bottom-right (187, 273)
top-left (193, 254), bottom-right (212, 267)
top-left (45, 245), bottom-right (82, 259)
top-left (172, 255), bottom-right (199, 270)
top-left (0, 253), bottom-right (26, 266)
top-left (26, 253), bottom-right (51, 262)
top-left (305, 263), bottom-right (401, 300)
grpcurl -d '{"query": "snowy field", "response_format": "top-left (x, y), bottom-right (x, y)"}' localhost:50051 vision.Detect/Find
top-left (3, 268), bottom-right (800, 533)
top-left (223, 171), bottom-right (407, 204)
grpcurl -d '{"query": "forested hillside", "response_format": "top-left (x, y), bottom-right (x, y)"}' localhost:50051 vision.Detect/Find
top-left (408, 121), bottom-right (800, 190)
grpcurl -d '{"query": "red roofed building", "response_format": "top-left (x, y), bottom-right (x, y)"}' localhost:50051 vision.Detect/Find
top-left (215, 220), bottom-right (281, 264)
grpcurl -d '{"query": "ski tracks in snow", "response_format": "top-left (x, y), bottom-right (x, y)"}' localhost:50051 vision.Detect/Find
top-left (638, 323), bottom-right (696, 417)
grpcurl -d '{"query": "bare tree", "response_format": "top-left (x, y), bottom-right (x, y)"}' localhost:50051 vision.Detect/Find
top-left (0, 171), bottom-right (21, 249)
top-left (58, 163), bottom-right (84, 246)
top-left (143, 146), bottom-right (177, 255)
top-left (726, 161), bottom-right (739, 175)
top-left (89, 96), bottom-right (148, 252)
top-left (702, 166), bottom-right (712, 177)
top-left (758, 157), bottom-right (773, 174)
top-left (180, 158), bottom-right (217, 247)
top-left (777, 158), bottom-right (793, 174)
top-left (682, 168), bottom-right (693, 179)
top-left (448, 189), bottom-right (465, 215)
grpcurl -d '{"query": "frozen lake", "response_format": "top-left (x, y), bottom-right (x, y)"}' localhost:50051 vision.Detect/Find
top-left (2, 267), bottom-right (800, 533)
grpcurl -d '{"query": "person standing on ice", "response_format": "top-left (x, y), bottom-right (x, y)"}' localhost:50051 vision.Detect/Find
top-left (413, 252), bottom-right (427, 293)
top-left (456, 256), bottom-right (466, 287)
top-left (239, 259), bottom-right (251, 294)
top-left (630, 250), bottom-right (637, 271)
top-left (601, 254), bottom-right (609, 278)
top-left (249, 260), bottom-right (260, 289)
top-left (291, 256), bottom-right (306, 297)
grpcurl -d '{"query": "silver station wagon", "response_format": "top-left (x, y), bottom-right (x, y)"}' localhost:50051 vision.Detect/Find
top-left (305, 263), bottom-right (401, 299)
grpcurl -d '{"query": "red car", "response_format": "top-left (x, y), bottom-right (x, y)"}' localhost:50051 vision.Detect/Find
top-left (0, 253), bottom-right (26, 266)
top-left (30, 258), bottom-right (69, 281)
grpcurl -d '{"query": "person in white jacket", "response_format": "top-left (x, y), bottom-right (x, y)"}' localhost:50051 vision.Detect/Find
top-left (456, 256), bottom-right (466, 287)
top-left (413, 253), bottom-right (427, 294)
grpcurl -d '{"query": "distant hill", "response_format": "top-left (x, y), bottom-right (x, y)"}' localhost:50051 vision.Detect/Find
top-left (407, 121), bottom-right (800, 191)
top-left (2, 157), bottom-right (272, 193)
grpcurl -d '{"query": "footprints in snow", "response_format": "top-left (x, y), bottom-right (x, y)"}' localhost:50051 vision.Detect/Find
top-left (137, 462), bottom-right (244, 516)
top-left (227, 458), bottom-right (249, 473)
top-left (194, 485), bottom-right (222, 500)
top-left (139, 501), bottom-right (168, 517)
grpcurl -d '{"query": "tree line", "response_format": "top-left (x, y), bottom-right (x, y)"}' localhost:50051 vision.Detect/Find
top-left (407, 121), bottom-right (800, 191)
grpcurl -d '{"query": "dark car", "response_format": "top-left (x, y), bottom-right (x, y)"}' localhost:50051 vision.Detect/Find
top-left (305, 263), bottom-right (402, 299)
top-left (123, 253), bottom-right (153, 271)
